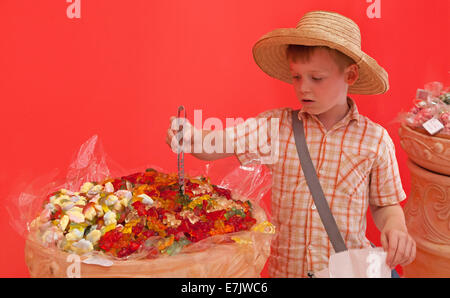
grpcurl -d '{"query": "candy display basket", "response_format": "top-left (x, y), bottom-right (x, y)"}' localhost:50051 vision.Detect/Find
top-left (16, 135), bottom-right (275, 278)
top-left (25, 195), bottom-right (273, 278)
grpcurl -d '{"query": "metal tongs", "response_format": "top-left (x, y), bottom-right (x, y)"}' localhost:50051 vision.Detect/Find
top-left (177, 106), bottom-right (186, 196)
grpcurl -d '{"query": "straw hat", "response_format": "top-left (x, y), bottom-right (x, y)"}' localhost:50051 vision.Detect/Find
top-left (252, 10), bottom-right (389, 95)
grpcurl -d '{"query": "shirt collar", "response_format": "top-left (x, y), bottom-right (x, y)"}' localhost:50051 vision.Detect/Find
top-left (298, 96), bottom-right (361, 128)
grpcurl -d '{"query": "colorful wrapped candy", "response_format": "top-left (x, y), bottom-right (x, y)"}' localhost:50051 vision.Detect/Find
top-left (30, 169), bottom-right (268, 259)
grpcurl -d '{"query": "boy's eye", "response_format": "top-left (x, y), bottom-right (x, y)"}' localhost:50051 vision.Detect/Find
top-left (312, 77), bottom-right (322, 81)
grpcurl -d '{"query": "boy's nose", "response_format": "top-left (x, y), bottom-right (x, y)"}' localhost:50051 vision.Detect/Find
top-left (295, 80), bottom-right (311, 93)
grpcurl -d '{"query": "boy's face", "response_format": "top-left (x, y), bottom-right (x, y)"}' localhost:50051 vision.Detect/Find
top-left (288, 48), bottom-right (358, 116)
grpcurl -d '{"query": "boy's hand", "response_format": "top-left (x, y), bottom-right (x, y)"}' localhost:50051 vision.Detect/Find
top-left (165, 116), bottom-right (194, 153)
top-left (380, 223), bottom-right (416, 269)
top-left (165, 116), bottom-right (235, 161)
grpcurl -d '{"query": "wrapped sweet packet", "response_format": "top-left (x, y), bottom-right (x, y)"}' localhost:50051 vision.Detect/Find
top-left (399, 81), bottom-right (450, 136)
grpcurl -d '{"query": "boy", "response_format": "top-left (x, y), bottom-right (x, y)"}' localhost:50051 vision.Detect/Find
top-left (166, 11), bottom-right (415, 277)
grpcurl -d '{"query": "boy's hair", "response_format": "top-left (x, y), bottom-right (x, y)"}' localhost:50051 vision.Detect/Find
top-left (286, 44), bottom-right (356, 72)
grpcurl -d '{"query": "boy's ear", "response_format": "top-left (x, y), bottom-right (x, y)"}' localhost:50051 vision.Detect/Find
top-left (344, 64), bottom-right (359, 86)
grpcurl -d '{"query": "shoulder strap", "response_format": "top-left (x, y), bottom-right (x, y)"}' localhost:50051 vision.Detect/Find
top-left (291, 110), bottom-right (347, 253)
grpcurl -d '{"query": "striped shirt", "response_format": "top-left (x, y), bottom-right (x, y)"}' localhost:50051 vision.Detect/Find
top-left (228, 97), bottom-right (406, 277)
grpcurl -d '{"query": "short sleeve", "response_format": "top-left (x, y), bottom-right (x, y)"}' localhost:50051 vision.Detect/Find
top-left (225, 109), bottom-right (283, 169)
top-left (369, 129), bottom-right (407, 206)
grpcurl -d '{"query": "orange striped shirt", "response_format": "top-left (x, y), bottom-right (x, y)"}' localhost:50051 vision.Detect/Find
top-left (229, 97), bottom-right (406, 277)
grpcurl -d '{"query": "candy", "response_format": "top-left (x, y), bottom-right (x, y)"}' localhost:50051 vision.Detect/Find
top-left (122, 218), bottom-right (140, 234)
top-left (138, 194), bottom-right (154, 205)
top-left (41, 228), bottom-right (62, 245)
top-left (105, 194), bottom-right (119, 206)
top-left (403, 82), bottom-right (450, 135)
top-left (104, 182), bottom-right (114, 193)
top-left (83, 205), bottom-right (96, 221)
top-left (36, 168), bottom-right (263, 259)
top-left (416, 89), bottom-right (430, 101)
top-left (86, 230), bottom-right (101, 244)
top-left (440, 112), bottom-right (450, 123)
top-left (101, 224), bottom-right (117, 235)
top-left (67, 208), bottom-right (85, 223)
top-left (61, 201), bottom-right (75, 211)
top-left (103, 211), bottom-right (117, 226)
top-left (162, 213), bottom-right (182, 228)
top-left (87, 184), bottom-right (103, 197)
top-left (251, 221), bottom-right (276, 234)
top-left (94, 204), bottom-right (104, 217)
top-left (72, 239), bottom-right (94, 254)
top-left (113, 201), bottom-right (123, 212)
top-left (65, 228), bottom-right (84, 242)
top-left (440, 93), bottom-right (450, 105)
top-left (115, 190), bottom-right (132, 201)
top-left (119, 198), bottom-right (128, 208)
top-left (59, 215), bottom-right (70, 231)
top-left (80, 182), bottom-right (94, 193)
top-left (231, 236), bottom-right (252, 245)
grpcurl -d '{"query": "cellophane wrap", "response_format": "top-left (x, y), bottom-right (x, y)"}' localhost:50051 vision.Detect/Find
top-left (9, 135), bottom-right (274, 277)
top-left (397, 81), bottom-right (450, 135)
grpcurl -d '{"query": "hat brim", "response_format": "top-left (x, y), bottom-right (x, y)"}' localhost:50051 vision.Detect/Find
top-left (252, 28), bottom-right (389, 95)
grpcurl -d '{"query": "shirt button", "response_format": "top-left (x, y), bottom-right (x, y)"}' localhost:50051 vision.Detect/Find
top-left (311, 204), bottom-right (316, 210)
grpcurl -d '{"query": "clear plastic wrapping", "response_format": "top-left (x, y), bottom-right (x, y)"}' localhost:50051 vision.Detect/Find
top-left (397, 81), bottom-right (450, 136)
top-left (9, 135), bottom-right (275, 277)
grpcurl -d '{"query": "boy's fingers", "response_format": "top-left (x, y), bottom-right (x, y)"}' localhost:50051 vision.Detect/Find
top-left (391, 235), bottom-right (406, 268)
top-left (166, 129), bottom-right (175, 146)
top-left (166, 129), bottom-right (179, 150)
top-left (167, 128), bottom-right (193, 153)
top-left (400, 236), bottom-right (416, 267)
top-left (385, 231), bottom-right (399, 268)
top-left (166, 127), bottom-right (174, 138)
top-left (166, 116), bottom-right (195, 152)
top-left (401, 236), bottom-right (413, 266)
top-left (170, 118), bottom-right (194, 139)
top-left (169, 117), bottom-right (178, 129)
top-left (380, 232), bottom-right (388, 253)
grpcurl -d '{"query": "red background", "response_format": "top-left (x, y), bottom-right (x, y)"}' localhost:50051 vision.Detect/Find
top-left (0, 0), bottom-right (448, 277)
